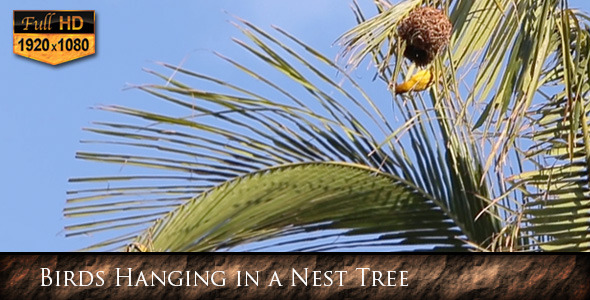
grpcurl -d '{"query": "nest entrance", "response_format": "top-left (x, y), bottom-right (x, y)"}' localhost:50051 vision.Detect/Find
top-left (403, 45), bottom-right (430, 67)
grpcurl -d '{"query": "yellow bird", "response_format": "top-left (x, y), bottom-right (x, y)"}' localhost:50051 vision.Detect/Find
top-left (394, 69), bottom-right (434, 94)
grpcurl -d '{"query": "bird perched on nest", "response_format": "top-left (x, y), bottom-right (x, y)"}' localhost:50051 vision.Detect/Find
top-left (393, 6), bottom-right (451, 95)
top-left (394, 69), bottom-right (434, 94)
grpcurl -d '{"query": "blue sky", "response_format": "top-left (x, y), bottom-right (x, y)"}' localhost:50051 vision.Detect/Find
top-left (1, 0), bottom-right (378, 251)
top-left (2, 1), bottom-right (589, 252)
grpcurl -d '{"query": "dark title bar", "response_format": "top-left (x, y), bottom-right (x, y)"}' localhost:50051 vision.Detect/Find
top-left (13, 11), bottom-right (94, 34)
top-left (0, 254), bottom-right (588, 300)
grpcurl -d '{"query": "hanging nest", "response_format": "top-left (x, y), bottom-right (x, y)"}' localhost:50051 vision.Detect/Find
top-left (397, 7), bottom-right (452, 66)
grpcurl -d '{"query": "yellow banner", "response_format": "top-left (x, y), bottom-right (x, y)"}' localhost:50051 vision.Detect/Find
top-left (13, 33), bottom-right (95, 65)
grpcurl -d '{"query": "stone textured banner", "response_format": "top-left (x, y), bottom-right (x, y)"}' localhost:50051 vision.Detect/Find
top-left (1, 254), bottom-right (588, 299)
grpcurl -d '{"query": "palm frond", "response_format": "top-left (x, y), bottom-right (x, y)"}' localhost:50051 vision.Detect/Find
top-left (133, 162), bottom-right (465, 252)
top-left (67, 0), bottom-right (590, 252)
top-left (510, 20), bottom-right (590, 251)
top-left (66, 15), bottom-right (499, 251)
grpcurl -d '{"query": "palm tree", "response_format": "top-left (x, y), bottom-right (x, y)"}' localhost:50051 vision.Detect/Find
top-left (65, 0), bottom-right (590, 252)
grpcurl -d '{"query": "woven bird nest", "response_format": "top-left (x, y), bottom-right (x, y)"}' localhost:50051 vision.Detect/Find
top-left (398, 7), bottom-right (452, 66)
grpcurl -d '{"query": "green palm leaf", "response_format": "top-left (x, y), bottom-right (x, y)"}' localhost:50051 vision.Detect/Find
top-left (133, 162), bottom-right (464, 252)
top-left (511, 24), bottom-right (590, 251)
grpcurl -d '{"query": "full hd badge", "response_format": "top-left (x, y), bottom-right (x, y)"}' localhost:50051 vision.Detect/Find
top-left (13, 10), bottom-right (95, 65)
